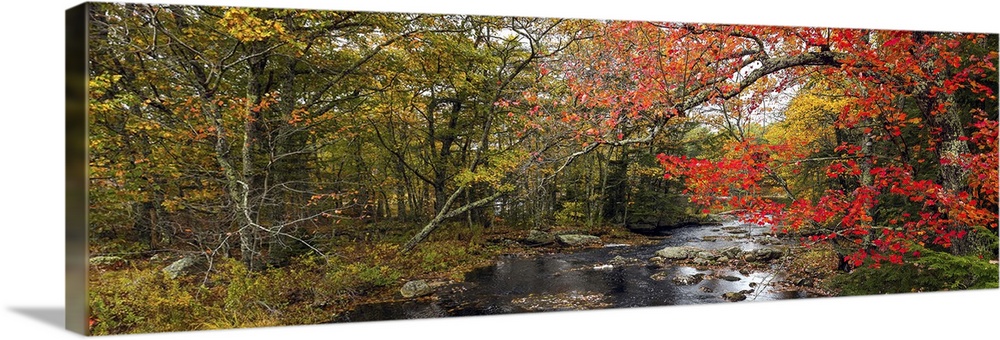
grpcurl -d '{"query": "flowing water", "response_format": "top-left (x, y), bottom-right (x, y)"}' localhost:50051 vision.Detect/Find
top-left (335, 219), bottom-right (809, 323)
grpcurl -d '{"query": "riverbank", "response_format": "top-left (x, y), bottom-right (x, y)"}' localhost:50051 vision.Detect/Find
top-left (335, 219), bottom-right (841, 322)
top-left (87, 220), bottom-right (837, 334)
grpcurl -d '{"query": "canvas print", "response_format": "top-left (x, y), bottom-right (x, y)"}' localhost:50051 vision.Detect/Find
top-left (70, 1), bottom-right (999, 335)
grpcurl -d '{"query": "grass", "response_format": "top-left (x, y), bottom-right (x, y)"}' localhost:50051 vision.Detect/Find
top-left (87, 220), bottom-right (552, 335)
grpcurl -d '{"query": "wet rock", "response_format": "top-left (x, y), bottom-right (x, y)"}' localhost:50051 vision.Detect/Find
top-left (691, 258), bottom-right (710, 266)
top-left (719, 275), bottom-right (741, 282)
top-left (720, 246), bottom-right (743, 259)
top-left (758, 236), bottom-right (782, 245)
top-left (700, 286), bottom-right (714, 293)
top-left (654, 246), bottom-right (701, 260)
top-left (747, 248), bottom-right (784, 262)
top-left (647, 256), bottom-right (667, 268)
top-left (649, 271), bottom-right (671, 281)
top-left (722, 292), bottom-right (747, 302)
top-left (748, 282), bottom-right (758, 288)
top-left (556, 234), bottom-right (602, 246)
top-left (672, 274), bottom-right (705, 285)
top-left (163, 256), bottom-right (206, 279)
top-left (525, 230), bottom-right (554, 245)
top-left (721, 226), bottom-right (750, 234)
top-left (717, 256), bottom-right (731, 263)
top-left (739, 269), bottom-right (752, 276)
top-left (695, 251), bottom-right (718, 260)
top-left (609, 255), bottom-right (630, 266)
top-left (400, 280), bottom-right (434, 298)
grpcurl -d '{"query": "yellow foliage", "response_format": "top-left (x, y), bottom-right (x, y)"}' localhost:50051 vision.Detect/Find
top-left (764, 79), bottom-right (849, 199)
top-left (217, 8), bottom-right (286, 42)
top-left (765, 82), bottom-right (846, 150)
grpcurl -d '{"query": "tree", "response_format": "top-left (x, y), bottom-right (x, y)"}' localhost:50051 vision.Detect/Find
top-left (657, 29), bottom-right (998, 267)
top-left (88, 4), bottom-right (420, 267)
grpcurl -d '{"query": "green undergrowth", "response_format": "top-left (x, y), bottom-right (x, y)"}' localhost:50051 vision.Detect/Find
top-left (88, 229), bottom-right (511, 335)
top-left (831, 244), bottom-right (999, 295)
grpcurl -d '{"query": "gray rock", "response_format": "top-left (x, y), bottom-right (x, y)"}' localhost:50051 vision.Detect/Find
top-left (400, 280), bottom-right (434, 298)
top-left (758, 236), bottom-right (782, 245)
top-left (89, 256), bottom-right (126, 268)
top-left (695, 251), bottom-right (718, 260)
top-left (722, 292), bottom-right (747, 302)
top-left (720, 246), bottom-right (743, 259)
top-left (649, 271), bottom-right (671, 281)
top-left (526, 230), bottom-right (555, 245)
top-left (719, 275), bottom-right (741, 282)
top-left (162, 256), bottom-right (205, 279)
top-left (747, 248), bottom-right (784, 262)
top-left (610, 255), bottom-right (629, 266)
top-left (556, 234), bottom-right (602, 246)
top-left (717, 256), bottom-right (731, 262)
top-left (672, 274), bottom-right (705, 285)
top-left (654, 246), bottom-right (701, 260)
top-left (691, 257), bottom-right (710, 266)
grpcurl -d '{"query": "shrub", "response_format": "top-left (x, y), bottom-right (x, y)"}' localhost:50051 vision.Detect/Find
top-left (88, 268), bottom-right (210, 334)
top-left (831, 244), bottom-right (999, 295)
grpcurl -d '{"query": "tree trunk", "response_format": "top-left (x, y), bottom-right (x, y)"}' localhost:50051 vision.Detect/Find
top-left (401, 188), bottom-right (503, 253)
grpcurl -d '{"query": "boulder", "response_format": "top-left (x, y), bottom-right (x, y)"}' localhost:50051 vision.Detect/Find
top-left (609, 255), bottom-right (629, 266)
top-left (400, 280), bottom-right (434, 298)
top-left (525, 230), bottom-right (555, 245)
top-left (654, 246), bottom-right (701, 260)
top-left (718, 275), bottom-right (741, 282)
top-left (162, 256), bottom-right (205, 279)
top-left (671, 274), bottom-right (705, 285)
top-left (649, 271), bottom-right (671, 281)
top-left (695, 251), bottom-right (718, 260)
top-left (556, 234), bottom-right (602, 246)
top-left (720, 246), bottom-right (743, 259)
top-left (747, 248), bottom-right (784, 262)
top-left (722, 292), bottom-right (747, 302)
top-left (647, 257), bottom-right (667, 269)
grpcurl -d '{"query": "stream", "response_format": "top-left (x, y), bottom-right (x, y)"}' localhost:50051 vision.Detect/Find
top-left (335, 218), bottom-right (811, 323)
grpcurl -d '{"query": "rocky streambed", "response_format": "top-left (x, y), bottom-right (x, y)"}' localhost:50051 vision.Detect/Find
top-left (334, 218), bottom-right (818, 323)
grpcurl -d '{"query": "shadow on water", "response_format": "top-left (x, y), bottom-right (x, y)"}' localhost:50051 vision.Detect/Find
top-left (336, 219), bottom-right (810, 323)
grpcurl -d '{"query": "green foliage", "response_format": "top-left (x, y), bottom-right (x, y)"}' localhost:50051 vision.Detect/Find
top-left (88, 268), bottom-right (211, 334)
top-left (329, 262), bottom-right (402, 288)
top-left (554, 201), bottom-right (587, 226)
top-left (831, 245), bottom-right (999, 295)
top-left (417, 244), bottom-right (473, 274)
top-left (964, 225), bottom-right (1000, 260)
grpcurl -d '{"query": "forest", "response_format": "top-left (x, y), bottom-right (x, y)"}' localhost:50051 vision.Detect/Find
top-left (83, 3), bottom-right (998, 335)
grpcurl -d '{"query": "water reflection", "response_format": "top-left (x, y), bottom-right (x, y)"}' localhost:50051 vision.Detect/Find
top-left (337, 219), bottom-right (803, 323)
